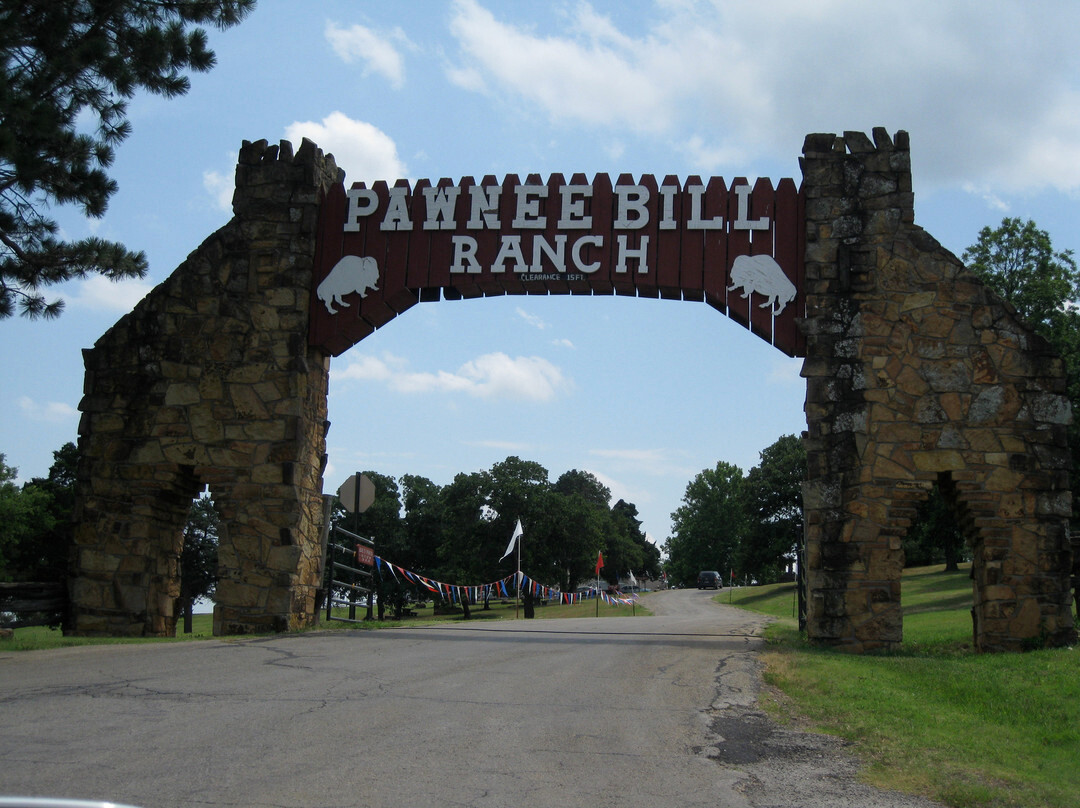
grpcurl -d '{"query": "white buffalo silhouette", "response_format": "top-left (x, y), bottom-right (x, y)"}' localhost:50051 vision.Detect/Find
top-left (727, 254), bottom-right (796, 315)
top-left (317, 255), bottom-right (380, 314)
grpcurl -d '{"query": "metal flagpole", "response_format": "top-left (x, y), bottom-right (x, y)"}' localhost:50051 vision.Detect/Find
top-left (515, 526), bottom-right (521, 620)
top-left (595, 553), bottom-right (600, 617)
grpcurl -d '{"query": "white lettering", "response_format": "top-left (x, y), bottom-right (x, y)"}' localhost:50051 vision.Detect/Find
top-left (512, 184), bottom-right (547, 229)
top-left (686, 184), bottom-right (723, 230)
top-left (734, 184), bottom-right (769, 230)
top-left (572, 235), bottom-right (603, 273)
top-left (491, 236), bottom-right (528, 273)
top-left (659, 184), bottom-right (677, 231)
top-left (422, 186), bottom-right (461, 231)
top-left (380, 186), bottom-right (412, 231)
top-left (345, 188), bottom-right (378, 232)
top-left (530, 235), bottom-right (567, 273)
top-left (614, 185), bottom-right (649, 229)
top-left (557, 184), bottom-right (593, 229)
top-left (467, 185), bottom-right (501, 229)
top-left (450, 235), bottom-right (481, 273)
top-left (615, 235), bottom-right (649, 274)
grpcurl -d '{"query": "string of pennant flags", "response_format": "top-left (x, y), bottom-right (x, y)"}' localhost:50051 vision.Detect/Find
top-left (370, 553), bottom-right (640, 608)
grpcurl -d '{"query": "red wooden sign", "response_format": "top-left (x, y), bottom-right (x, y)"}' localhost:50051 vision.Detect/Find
top-left (309, 174), bottom-right (805, 357)
top-left (355, 543), bottom-right (374, 568)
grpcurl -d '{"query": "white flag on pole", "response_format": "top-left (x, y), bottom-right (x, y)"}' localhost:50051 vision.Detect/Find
top-left (500, 519), bottom-right (523, 562)
top-left (628, 569), bottom-right (637, 586)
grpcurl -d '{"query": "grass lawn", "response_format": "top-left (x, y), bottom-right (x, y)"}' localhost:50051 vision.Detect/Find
top-left (2, 595), bottom-right (649, 649)
top-left (320, 595), bottom-right (649, 626)
top-left (725, 565), bottom-right (1080, 808)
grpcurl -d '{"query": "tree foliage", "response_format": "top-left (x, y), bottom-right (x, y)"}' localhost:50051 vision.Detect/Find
top-left (664, 461), bottom-right (746, 587)
top-left (316, 456), bottom-right (659, 617)
top-left (1, 444), bottom-right (656, 621)
top-left (962, 217), bottom-right (1080, 532)
top-left (179, 493), bottom-right (218, 631)
top-left (0, 0), bottom-right (255, 319)
top-left (663, 435), bottom-right (807, 587)
top-left (0, 443), bottom-right (76, 584)
top-left (902, 484), bottom-right (965, 571)
top-left (962, 217), bottom-right (1079, 332)
top-left (741, 434), bottom-right (804, 584)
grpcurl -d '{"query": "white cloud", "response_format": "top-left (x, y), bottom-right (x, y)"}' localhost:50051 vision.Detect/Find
top-left (678, 136), bottom-right (748, 175)
top-left (465, 439), bottom-right (533, 452)
top-left (584, 467), bottom-right (650, 509)
top-left (446, 1), bottom-right (1080, 193)
top-left (71, 275), bottom-right (154, 313)
top-left (516, 306), bottom-right (548, 329)
top-left (447, 0), bottom-right (673, 133)
top-left (551, 337), bottom-right (575, 349)
top-left (333, 353), bottom-right (399, 383)
top-left (202, 170), bottom-right (233, 212)
top-left (18, 396), bottom-right (77, 423)
top-left (325, 21), bottom-right (411, 89)
top-left (962, 182), bottom-right (1010, 214)
top-left (285, 112), bottom-right (407, 184)
top-left (589, 447), bottom-right (695, 478)
top-left (333, 351), bottom-right (571, 401)
top-left (590, 447), bottom-right (669, 465)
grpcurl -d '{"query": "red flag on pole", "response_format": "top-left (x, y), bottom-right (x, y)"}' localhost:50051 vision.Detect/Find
top-left (596, 551), bottom-right (604, 575)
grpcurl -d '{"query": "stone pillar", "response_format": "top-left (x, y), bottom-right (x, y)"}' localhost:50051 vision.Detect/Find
top-left (70, 139), bottom-right (340, 636)
top-left (800, 129), bottom-right (1075, 651)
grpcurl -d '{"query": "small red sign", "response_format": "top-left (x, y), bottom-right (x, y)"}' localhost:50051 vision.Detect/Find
top-left (355, 543), bottom-right (374, 567)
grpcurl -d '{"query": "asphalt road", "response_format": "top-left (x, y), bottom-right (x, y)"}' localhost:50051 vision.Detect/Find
top-left (0, 589), bottom-right (942, 808)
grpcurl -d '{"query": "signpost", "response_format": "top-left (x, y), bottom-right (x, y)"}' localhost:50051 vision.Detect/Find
top-left (335, 473), bottom-right (376, 618)
top-left (337, 473), bottom-right (375, 515)
top-left (355, 543), bottom-right (374, 567)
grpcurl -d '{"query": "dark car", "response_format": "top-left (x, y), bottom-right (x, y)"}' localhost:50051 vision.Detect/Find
top-left (697, 570), bottom-right (722, 589)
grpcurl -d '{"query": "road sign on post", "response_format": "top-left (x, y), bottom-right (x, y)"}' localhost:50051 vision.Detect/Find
top-left (337, 473), bottom-right (375, 513)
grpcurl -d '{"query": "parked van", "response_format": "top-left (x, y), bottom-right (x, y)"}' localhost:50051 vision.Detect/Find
top-left (697, 570), bottom-right (722, 589)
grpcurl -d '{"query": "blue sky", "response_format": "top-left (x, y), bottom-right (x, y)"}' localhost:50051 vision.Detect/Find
top-left (3, 0), bottom-right (1079, 549)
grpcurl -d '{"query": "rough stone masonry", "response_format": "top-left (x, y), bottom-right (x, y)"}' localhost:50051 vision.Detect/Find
top-left (799, 129), bottom-right (1075, 652)
top-left (68, 130), bottom-right (1076, 651)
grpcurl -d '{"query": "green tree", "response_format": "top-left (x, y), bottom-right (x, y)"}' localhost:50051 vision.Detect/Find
top-left (7, 442), bottom-right (77, 585)
top-left (341, 471), bottom-right (402, 549)
top-left (0, 453), bottom-right (51, 582)
top-left (536, 470), bottom-right (611, 591)
top-left (664, 461), bottom-right (746, 587)
top-left (611, 499), bottom-right (661, 580)
top-left (482, 457), bottom-right (551, 617)
top-left (962, 218), bottom-right (1079, 332)
top-left (963, 217), bottom-right (1080, 529)
top-left (342, 471), bottom-right (403, 619)
top-left (0, 444), bottom-right (79, 591)
top-left (179, 494), bottom-right (218, 633)
top-left (902, 484), bottom-right (965, 571)
top-left (398, 473), bottom-right (443, 575)
top-left (437, 469), bottom-right (499, 600)
top-left (0, 0), bottom-right (255, 319)
top-left (741, 434), bottom-right (805, 584)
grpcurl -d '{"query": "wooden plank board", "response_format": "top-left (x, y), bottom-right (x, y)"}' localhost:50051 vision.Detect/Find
top-left (748, 177), bottom-right (777, 344)
top-left (309, 171), bottom-right (807, 357)
top-left (723, 177), bottom-right (752, 327)
top-left (701, 176), bottom-right (729, 314)
top-left (771, 177), bottom-right (803, 356)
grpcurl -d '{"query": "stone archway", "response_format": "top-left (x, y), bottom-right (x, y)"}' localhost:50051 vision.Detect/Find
top-left (69, 140), bottom-right (336, 636)
top-left (67, 130), bottom-right (1075, 651)
top-left (800, 130), bottom-right (1075, 652)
